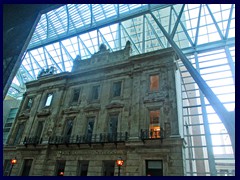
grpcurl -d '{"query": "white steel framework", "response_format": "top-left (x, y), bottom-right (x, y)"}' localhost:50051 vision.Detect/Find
top-left (7, 4), bottom-right (235, 176)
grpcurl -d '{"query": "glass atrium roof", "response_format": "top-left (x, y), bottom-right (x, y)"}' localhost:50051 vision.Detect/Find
top-left (6, 4), bottom-right (235, 176)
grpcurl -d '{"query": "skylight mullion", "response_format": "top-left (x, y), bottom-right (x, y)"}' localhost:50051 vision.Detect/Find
top-left (171, 5), bottom-right (185, 39)
top-left (225, 4), bottom-right (234, 39)
top-left (121, 23), bottom-right (141, 54)
top-left (78, 36), bottom-right (92, 56)
top-left (194, 4), bottom-right (202, 46)
top-left (98, 29), bottom-right (113, 52)
top-left (172, 6), bottom-right (194, 47)
top-left (28, 52), bottom-right (36, 79)
top-left (206, 4), bottom-right (224, 40)
top-left (60, 41), bottom-right (74, 62)
top-left (145, 15), bottom-right (165, 49)
top-left (59, 42), bottom-right (66, 71)
top-left (44, 47), bottom-right (63, 72)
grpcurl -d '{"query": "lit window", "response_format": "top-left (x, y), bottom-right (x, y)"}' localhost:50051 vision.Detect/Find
top-left (150, 75), bottom-right (159, 92)
top-left (112, 81), bottom-right (122, 97)
top-left (149, 110), bottom-right (160, 138)
top-left (45, 93), bottom-right (53, 107)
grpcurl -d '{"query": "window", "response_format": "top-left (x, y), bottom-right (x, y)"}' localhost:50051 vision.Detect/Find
top-left (77, 161), bottom-right (89, 176)
top-left (64, 119), bottom-right (73, 137)
top-left (13, 122), bottom-right (25, 145)
top-left (21, 159), bottom-right (33, 176)
top-left (150, 75), bottom-right (159, 92)
top-left (91, 85), bottom-right (100, 100)
top-left (4, 108), bottom-right (18, 144)
top-left (71, 88), bottom-right (81, 104)
top-left (45, 93), bottom-right (53, 107)
top-left (102, 161), bottom-right (115, 176)
top-left (25, 98), bottom-right (33, 109)
top-left (35, 121), bottom-right (44, 139)
top-left (3, 159), bottom-right (11, 176)
top-left (85, 117), bottom-right (95, 141)
top-left (108, 114), bottom-right (118, 135)
top-left (146, 160), bottom-right (163, 176)
top-left (112, 81), bottom-right (122, 97)
top-left (55, 160), bottom-right (66, 176)
top-left (149, 110), bottom-right (160, 138)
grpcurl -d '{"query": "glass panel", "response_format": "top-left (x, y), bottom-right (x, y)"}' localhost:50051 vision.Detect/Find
top-left (146, 160), bottom-right (163, 176)
top-left (92, 85), bottom-right (100, 100)
top-left (103, 161), bottom-right (115, 176)
top-left (14, 123), bottom-right (25, 145)
top-left (72, 88), bottom-right (81, 103)
top-left (113, 81), bottom-right (121, 97)
top-left (45, 93), bottom-right (53, 107)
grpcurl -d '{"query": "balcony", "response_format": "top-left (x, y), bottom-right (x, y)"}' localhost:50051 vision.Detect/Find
top-left (23, 136), bottom-right (42, 147)
top-left (48, 132), bottom-right (129, 147)
top-left (140, 129), bottom-right (165, 143)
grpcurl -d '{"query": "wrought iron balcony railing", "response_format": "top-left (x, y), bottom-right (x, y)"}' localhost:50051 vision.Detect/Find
top-left (23, 136), bottom-right (43, 146)
top-left (140, 129), bottom-right (165, 141)
top-left (48, 132), bottom-right (128, 145)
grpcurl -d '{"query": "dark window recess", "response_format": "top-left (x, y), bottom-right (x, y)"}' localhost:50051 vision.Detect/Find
top-left (35, 121), bottom-right (44, 138)
top-left (64, 120), bottom-right (73, 136)
top-left (77, 161), bottom-right (89, 176)
top-left (3, 159), bottom-right (11, 176)
top-left (113, 81), bottom-right (122, 97)
top-left (72, 88), bottom-right (80, 103)
top-left (146, 160), bottom-right (163, 176)
top-left (85, 117), bottom-right (95, 141)
top-left (45, 93), bottom-right (53, 107)
top-left (150, 75), bottom-right (159, 92)
top-left (109, 114), bottom-right (118, 135)
top-left (25, 98), bottom-right (33, 109)
top-left (92, 85), bottom-right (100, 100)
top-left (103, 161), bottom-right (115, 176)
top-left (14, 123), bottom-right (25, 145)
top-left (55, 160), bottom-right (66, 176)
top-left (21, 159), bottom-right (33, 176)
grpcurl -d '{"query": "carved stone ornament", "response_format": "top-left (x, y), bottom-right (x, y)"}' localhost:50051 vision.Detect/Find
top-left (37, 108), bottom-right (51, 117)
top-left (62, 106), bottom-right (80, 114)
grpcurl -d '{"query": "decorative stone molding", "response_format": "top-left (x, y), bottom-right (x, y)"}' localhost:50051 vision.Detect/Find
top-left (106, 102), bottom-right (124, 109)
top-left (62, 106), bottom-right (80, 114)
top-left (143, 91), bottom-right (168, 103)
top-left (37, 108), bottom-right (51, 117)
top-left (18, 112), bottom-right (30, 120)
top-left (83, 104), bottom-right (101, 112)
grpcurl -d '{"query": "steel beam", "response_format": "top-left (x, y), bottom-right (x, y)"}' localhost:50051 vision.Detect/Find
top-left (150, 12), bottom-right (235, 155)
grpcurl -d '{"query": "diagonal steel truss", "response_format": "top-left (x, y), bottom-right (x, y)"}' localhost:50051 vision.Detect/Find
top-left (7, 4), bottom-right (235, 176)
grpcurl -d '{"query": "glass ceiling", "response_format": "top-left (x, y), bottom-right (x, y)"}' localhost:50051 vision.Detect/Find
top-left (7, 4), bottom-right (235, 176)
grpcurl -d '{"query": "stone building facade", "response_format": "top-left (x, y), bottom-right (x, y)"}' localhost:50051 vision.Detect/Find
top-left (3, 42), bottom-right (185, 176)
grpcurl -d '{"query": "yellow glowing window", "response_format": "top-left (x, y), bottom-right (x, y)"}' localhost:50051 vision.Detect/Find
top-left (149, 110), bottom-right (160, 138)
top-left (150, 75), bottom-right (159, 91)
